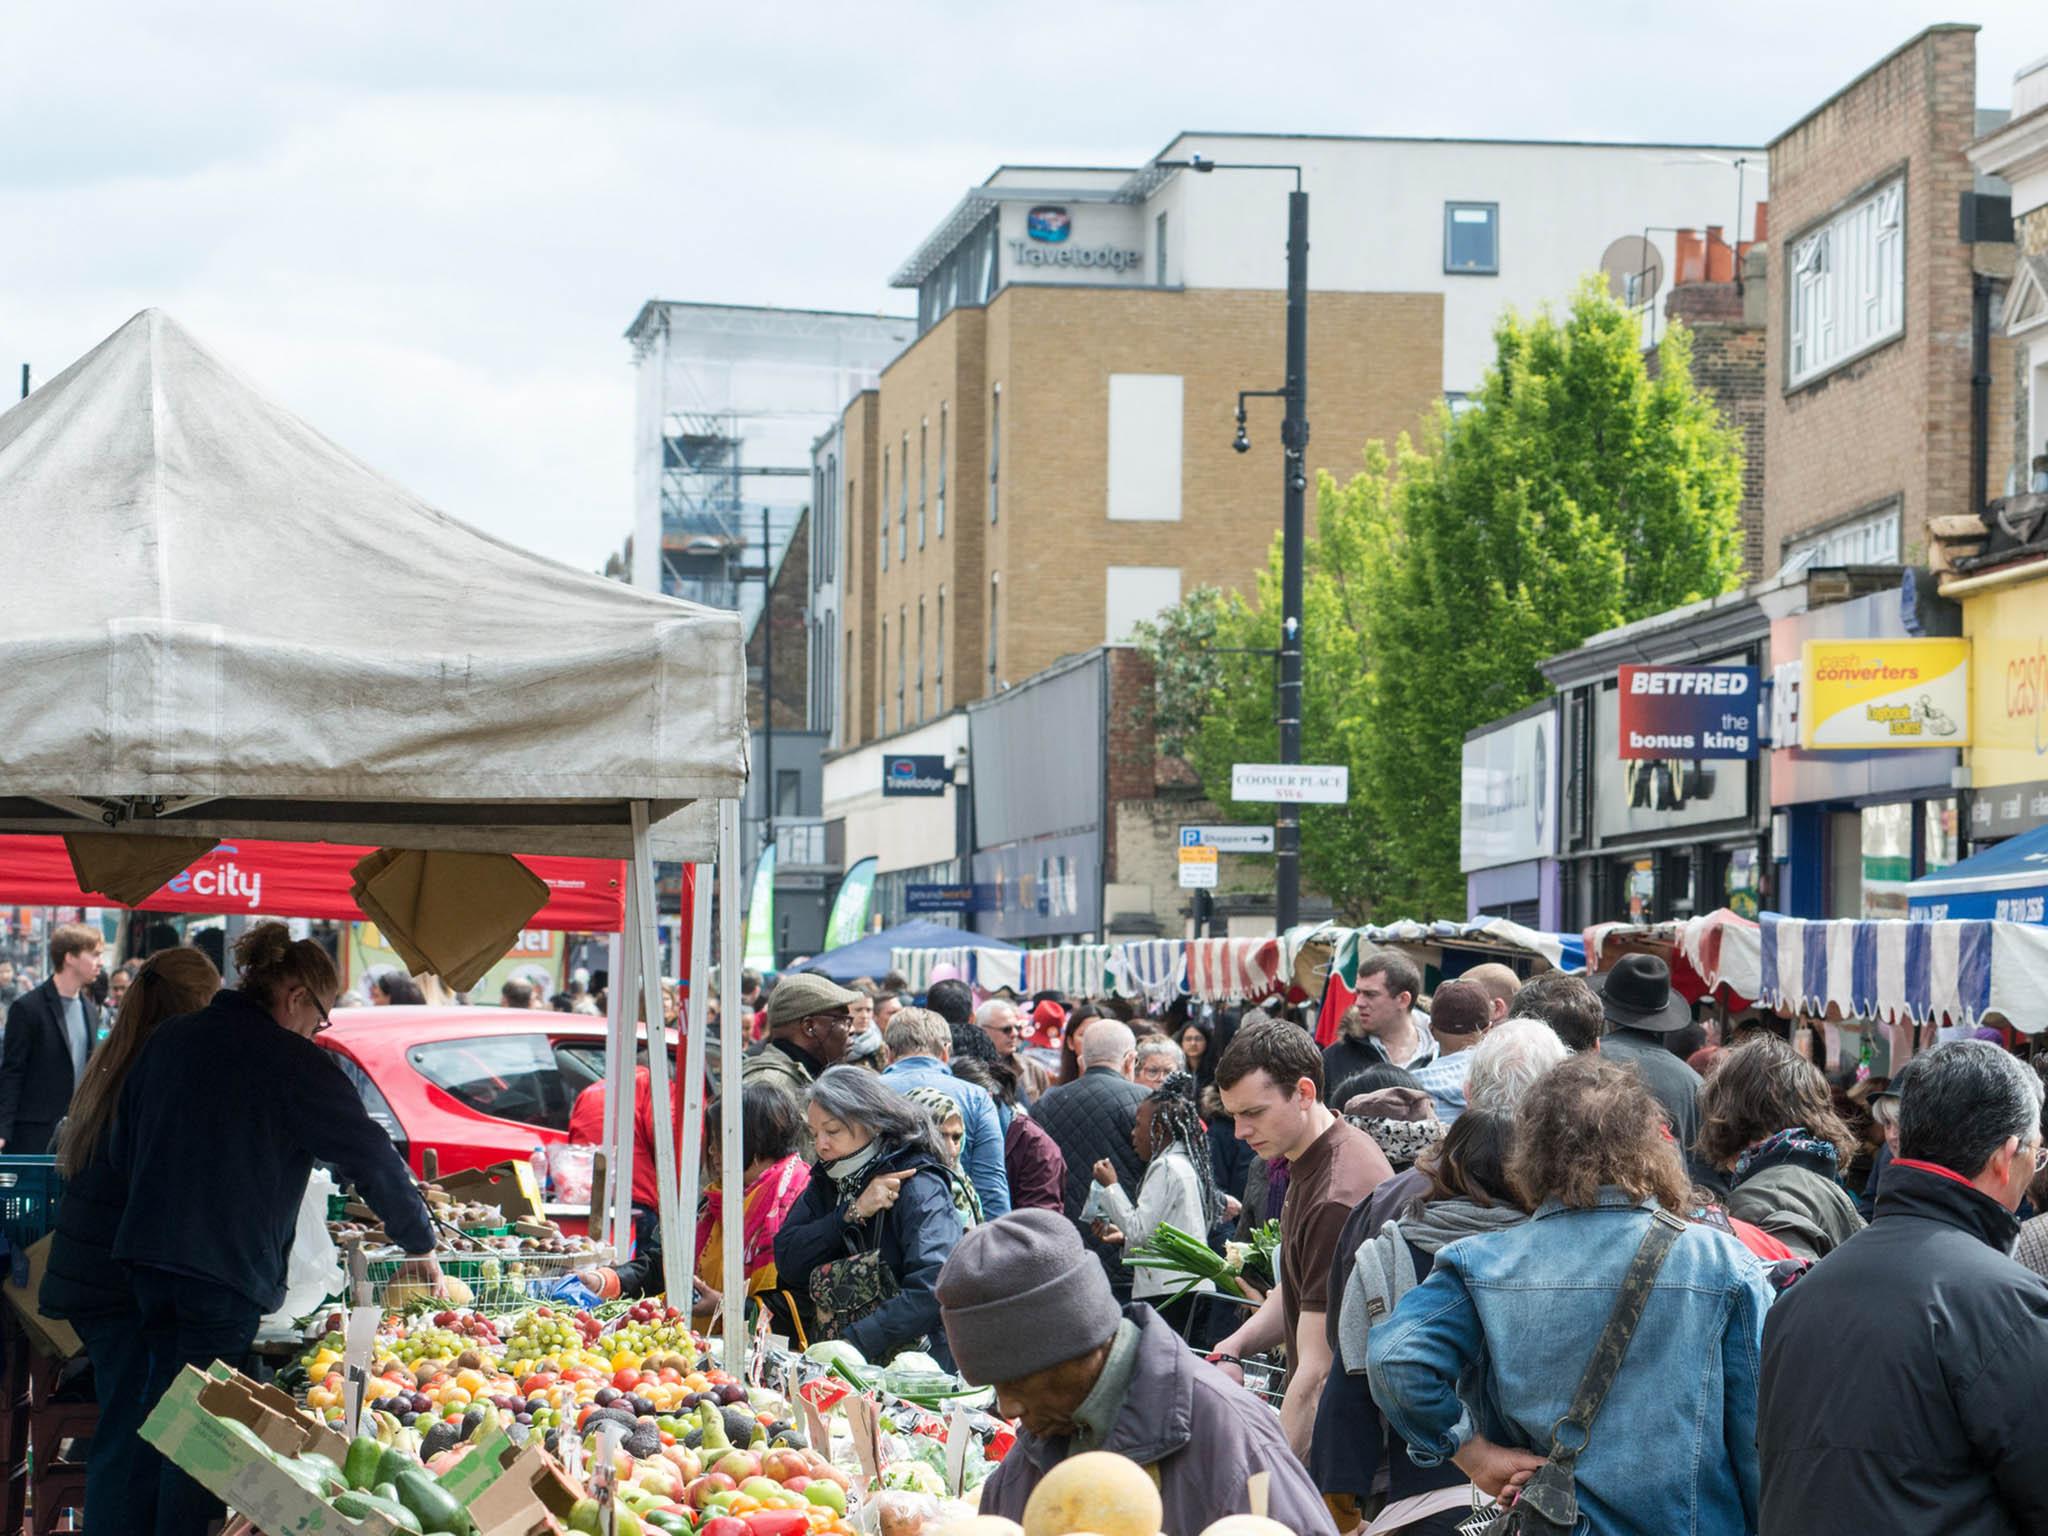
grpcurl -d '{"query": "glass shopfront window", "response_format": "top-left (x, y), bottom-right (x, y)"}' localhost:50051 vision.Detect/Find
top-left (1860, 802), bottom-right (1914, 919)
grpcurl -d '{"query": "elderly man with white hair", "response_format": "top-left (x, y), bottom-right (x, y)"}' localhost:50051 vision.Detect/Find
top-left (977, 997), bottom-right (1052, 1106)
top-left (1030, 1019), bottom-right (1149, 1295)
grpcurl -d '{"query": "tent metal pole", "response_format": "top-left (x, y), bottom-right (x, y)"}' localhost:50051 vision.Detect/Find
top-left (631, 802), bottom-right (686, 1311)
top-left (718, 798), bottom-right (745, 1376)
top-left (602, 928), bottom-right (636, 1259)
top-left (676, 859), bottom-right (712, 1319)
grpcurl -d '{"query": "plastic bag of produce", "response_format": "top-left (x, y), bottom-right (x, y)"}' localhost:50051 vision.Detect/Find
top-left (549, 1140), bottom-right (598, 1205)
top-left (857, 1488), bottom-right (940, 1536)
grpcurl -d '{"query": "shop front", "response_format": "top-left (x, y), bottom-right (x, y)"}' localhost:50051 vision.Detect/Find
top-left (1461, 701), bottom-right (1562, 929)
top-left (1542, 588), bottom-right (1770, 930)
top-left (1954, 563), bottom-right (2048, 846)
top-left (1766, 576), bottom-right (1964, 918)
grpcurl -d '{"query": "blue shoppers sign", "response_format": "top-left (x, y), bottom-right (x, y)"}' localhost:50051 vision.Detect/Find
top-left (882, 754), bottom-right (950, 797)
top-left (906, 883), bottom-right (999, 914)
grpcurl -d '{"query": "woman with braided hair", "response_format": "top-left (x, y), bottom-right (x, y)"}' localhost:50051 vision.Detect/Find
top-left (1088, 1070), bottom-right (1221, 1331)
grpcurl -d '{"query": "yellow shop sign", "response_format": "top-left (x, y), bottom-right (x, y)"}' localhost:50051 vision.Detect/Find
top-left (1801, 638), bottom-right (1971, 749)
top-left (1964, 577), bottom-right (2048, 788)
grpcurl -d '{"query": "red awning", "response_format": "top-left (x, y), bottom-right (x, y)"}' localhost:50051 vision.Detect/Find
top-left (0, 835), bottom-right (624, 932)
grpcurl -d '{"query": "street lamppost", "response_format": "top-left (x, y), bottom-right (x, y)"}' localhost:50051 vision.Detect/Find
top-left (1154, 155), bottom-right (1309, 933)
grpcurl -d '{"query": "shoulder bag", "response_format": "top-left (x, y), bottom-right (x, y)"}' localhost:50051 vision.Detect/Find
top-left (1467, 1208), bottom-right (1689, 1536)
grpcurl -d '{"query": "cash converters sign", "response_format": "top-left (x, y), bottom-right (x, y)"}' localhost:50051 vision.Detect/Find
top-left (1801, 639), bottom-right (1969, 750)
top-left (1615, 666), bottom-right (1759, 759)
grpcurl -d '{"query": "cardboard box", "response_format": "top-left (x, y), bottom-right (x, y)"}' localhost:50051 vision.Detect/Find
top-left (141, 1364), bottom-right (404, 1535)
top-left (3, 1234), bottom-right (81, 1360)
top-left (435, 1162), bottom-right (543, 1223)
top-left (436, 1422), bottom-right (581, 1534)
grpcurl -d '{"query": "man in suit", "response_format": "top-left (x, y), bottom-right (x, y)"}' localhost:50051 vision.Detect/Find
top-left (0, 923), bottom-right (104, 1153)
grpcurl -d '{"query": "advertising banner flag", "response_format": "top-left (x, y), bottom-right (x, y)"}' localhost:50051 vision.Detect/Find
top-left (1801, 639), bottom-right (1969, 750)
top-left (742, 846), bottom-right (778, 972)
top-left (1616, 666), bottom-right (1759, 760)
top-left (823, 857), bottom-right (877, 949)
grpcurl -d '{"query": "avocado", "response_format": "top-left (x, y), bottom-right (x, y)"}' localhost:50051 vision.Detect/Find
top-left (622, 1426), bottom-right (662, 1460)
top-left (721, 1406), bottom-right (757, 1448)
top-left (420, 1420), bottom-right (460, 1460)
top-left (459, 1405), bottom-right (488, 1441)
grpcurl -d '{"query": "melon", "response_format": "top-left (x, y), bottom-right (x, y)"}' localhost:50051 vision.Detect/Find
top-left (1021, 1452), bottom-right (1161, 1536)
top-left (1197, 1519), bottom-right (1297, 1536)
top-left (937, 1519), bottom-right (1025, 1536)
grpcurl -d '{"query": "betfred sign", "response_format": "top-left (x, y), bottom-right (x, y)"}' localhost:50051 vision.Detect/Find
top-left (1616, 666), bottom-right (1759, 760)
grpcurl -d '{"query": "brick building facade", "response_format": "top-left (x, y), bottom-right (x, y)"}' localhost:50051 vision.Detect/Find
top-left (837, 282), bottom-right (1443, 747)
top-left (1762, 25), bottom-right (2015, 574)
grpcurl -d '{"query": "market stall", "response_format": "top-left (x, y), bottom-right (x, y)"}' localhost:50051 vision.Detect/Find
top-left (791, 922), bottom-right (1018, 984)
top-left (1906, 821), bottom-right (2048, 922)
top-left (0, 310), bottom-right (748, 1359)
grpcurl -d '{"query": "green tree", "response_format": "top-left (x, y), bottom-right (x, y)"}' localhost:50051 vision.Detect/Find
top-left (1142, 279), bottom-right (1745, 920)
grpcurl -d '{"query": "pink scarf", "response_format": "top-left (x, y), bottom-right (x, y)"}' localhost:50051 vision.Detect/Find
top-left (695, 1154), bottom-right (811, 1287)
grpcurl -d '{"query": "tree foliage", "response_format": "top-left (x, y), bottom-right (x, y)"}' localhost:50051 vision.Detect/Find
top-left (1140, 280), bottom-right (1746, 921)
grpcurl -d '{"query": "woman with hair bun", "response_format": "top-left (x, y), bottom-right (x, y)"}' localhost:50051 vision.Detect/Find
top-left (107, 922), bottom-right (444, 1534)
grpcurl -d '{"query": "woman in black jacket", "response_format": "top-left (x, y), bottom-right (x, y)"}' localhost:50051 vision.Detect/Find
top-left (42, 947), bottom-right (220, 1534)
top-left (106, 923), bottom-right (445, 1536)
top-left (773, 1066), bottom-right (965, 1367)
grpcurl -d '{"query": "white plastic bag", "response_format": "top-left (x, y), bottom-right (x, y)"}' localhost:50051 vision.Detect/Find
top-left (258, 1168), bottom-right (342, 1335)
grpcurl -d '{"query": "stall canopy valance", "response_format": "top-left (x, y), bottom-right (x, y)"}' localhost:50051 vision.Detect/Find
top-left (0, 310), bottom-right (744, 860)
top-left (1907, 822), bottom-right (2048, 923)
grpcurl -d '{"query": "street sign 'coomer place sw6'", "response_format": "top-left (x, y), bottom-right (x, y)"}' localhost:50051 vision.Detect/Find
top-left (1230, 764), bottom-right (1350, 804)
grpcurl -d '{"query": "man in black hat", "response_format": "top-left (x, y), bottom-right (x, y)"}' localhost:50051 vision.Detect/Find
top-left (1589, 953), bottom-right (1704, 1176)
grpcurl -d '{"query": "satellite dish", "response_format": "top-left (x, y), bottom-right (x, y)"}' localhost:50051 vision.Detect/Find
top-left (1600, 236), bottom-right (1663, 308)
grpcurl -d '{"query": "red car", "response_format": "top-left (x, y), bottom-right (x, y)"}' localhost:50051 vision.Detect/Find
top-left (316, 1006), bottom-right (681, 1182)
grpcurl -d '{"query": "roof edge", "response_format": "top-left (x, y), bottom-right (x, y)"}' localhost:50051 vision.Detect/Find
top-left (1768, 24), bottom-right (1981, 149)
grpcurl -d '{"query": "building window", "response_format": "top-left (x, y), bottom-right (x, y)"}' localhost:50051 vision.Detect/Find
top-left (989, 385), bottom-right (1001, 524)
top-left (1105, 566), bottom-right (1183, 644)
top-left (1108, 374), bottom-right (1184, 521)
top-left (877, 616), bottom-right (888, 736)
top-left (1788, 177), bottom-right (1903, 388)
top-left (880, 459), bottom-right (890, 572)
top-left (844, 625), bottom-right (855, 743)
top-left (936, 405), bottom-right (947, 537)
top-left (918, 420), bottom-right (928, 550)
top-left (1155, 211), bottom-right (1168, 285)
top-left (896, 606), bottom-right (907, 731)
top-left (916, 596), bottom-right (927, 723)
top-left (847, 474), bottom-right (857, 579)
top-left (898, 437), bottom-right (909, 560)
top-left (988, 572), bottom-right (1000, 689)
top-left (935, 584), bottom-right (945, 714)
top-left (775, 769), bottom-right (802, 819)
top-left (1444, 202), bottom-right (1499, 275)
top-left (1782, 501), bottom-right (1902, 570)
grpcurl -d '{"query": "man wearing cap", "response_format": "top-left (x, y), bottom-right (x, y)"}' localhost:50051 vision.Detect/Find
top-left (1589, 953), bottom-right (1704, 1172)
top-left (938, 1211), bottom-right (1336, 1536)
top-left (743, 973), bottom-right (860, 1158)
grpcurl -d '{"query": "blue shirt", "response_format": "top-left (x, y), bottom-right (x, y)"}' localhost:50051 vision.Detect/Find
top-left (880, 1057), bottom-right (1012, 1219)
top-left (1409, 1047), bottom-right (1474, 1121)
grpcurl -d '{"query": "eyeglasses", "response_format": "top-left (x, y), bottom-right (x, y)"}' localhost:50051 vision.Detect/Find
top-left (311, 994), bottom-right (332, 1033)
top-left (987, 1024), bottom-right (1026, 1038)
top-left (2023, 1140), bottom-right (2048, 1174)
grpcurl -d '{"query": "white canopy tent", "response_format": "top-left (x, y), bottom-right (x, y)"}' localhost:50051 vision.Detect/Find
top-left (0, 311), bottom-right (752, 1364)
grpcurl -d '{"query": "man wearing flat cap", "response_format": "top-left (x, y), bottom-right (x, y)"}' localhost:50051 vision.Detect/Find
top-left (938, 1210), bottom-right (1335, 1536)
top-left (743, 973), bottom-right (860, 1159)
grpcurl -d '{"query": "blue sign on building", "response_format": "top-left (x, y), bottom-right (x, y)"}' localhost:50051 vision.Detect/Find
top-left (905, 883), bottom-right (998, 914)
top-left (882, 754), bottom-right (950, 797)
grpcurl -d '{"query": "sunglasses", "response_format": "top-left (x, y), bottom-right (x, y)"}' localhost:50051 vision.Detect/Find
top-left (987, 1023), bottom-right (1026, 1038)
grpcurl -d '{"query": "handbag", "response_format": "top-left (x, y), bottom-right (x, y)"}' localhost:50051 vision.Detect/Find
top-left (1466, 1208), bottom-right (1689, 1536)
top-left (808, 1186), bottom-right (903, 1341)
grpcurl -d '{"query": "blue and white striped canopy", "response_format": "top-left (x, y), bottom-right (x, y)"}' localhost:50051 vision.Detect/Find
top-left (1754, 913), bottom-right (2048, 1031)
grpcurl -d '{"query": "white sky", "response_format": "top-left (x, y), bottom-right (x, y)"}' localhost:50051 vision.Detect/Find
top-left (3, 4), bottom-right (2042, 573)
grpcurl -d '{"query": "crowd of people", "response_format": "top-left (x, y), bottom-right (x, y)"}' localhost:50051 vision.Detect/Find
top-left (19, 913), bottom-right (2048, 1536)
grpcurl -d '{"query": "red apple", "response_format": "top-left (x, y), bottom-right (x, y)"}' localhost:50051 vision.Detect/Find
top-left (782, 1476), bottom-right (810, 1494)
top-left (713, 1451), bottom-right (760, 1483)
top-left (699, 1519), bottom-right (750, 1536)
top-left (685, 1473), bottom-right (737, 1510)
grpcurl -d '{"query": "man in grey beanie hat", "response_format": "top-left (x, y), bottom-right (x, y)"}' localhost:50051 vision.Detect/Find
top-left (939, 1211), bottom-right (1336, 1536)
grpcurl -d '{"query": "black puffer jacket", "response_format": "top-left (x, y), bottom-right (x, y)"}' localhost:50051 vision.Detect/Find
top-left (40, 1151), bottom-right (129, 1322)
top-left (1759, 1163), bottom-right (2048, 1535)
top-left (1031, 1067), bottom-right (1148, 1288)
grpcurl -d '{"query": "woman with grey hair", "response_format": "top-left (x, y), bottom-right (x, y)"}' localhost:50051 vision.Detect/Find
top-left (772, 1065), bottom-right (967, 1366)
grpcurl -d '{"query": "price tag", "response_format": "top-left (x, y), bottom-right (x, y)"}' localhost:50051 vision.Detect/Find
top-left (340, 1302), bottom-right (381, 1441)
top-left (801, 1390), bottom-right (831, 1461)
top-left (944, 1405), bottom-right (971, 1498)
top-left (591, 1421), bottom-right (627, 1536)
top-left (845, 1394), bottom-right (883, 1488)
top-left (781, 1361), bottom-right (802, 1414)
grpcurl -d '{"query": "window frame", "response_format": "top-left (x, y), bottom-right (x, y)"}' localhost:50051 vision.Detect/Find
top-left (880, 457), bottom-right (890, 572)
top-left (405, 1033), bottom-right (576, 1132)
top-left (1443, 201), bottom-right (1500, 276)
top-left (918, 419), bottom-right (928, 550)
top-left (899, 436), bottom-right (909, 560)
top-left (936, 404), bottom-right (947, 537)
top-left (935, 584), bottom-right (946, 714)
top-left (1785, 170), bottom-right (1907, 392)
top-left (916, 596), bottom-right (927, 723)
top-left (896, 605), bottom-right (907, 731)
top-left (988, 571), bottom-right (1000, 689)
top-left (989, 385), bottom-right (1001, 525)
